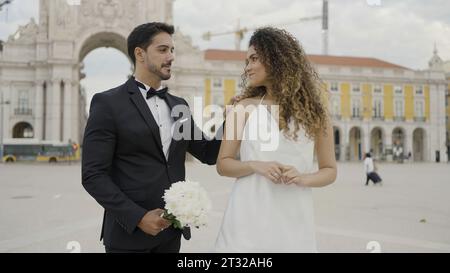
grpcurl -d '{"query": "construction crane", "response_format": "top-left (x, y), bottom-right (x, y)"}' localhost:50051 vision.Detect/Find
top-left (322, 0), bottom-right (329, 55)
top-left (0, 0), bottom-right (13, 23)
top-left (0, 0), bottom-right (12, 11)
top-left (202, 0), bottom-right (330, 54)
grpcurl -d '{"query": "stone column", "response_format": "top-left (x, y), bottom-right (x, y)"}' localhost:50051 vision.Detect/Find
top-left (342, 123), bottom-right (349, 161)
top-left (3, 82), bottom-right (12, 140)
top-left (429, 83), bottom-right (448, 163)
top-left (51, 80), bottom-right (61, 142)
top-left (385, 128), bottom-right (393, 162)
top-left (63, 79), bottom-right (72, 143)
top-left (34, 81), bottom-right (44, 141)
top-left (363, 123), bottom-right (371, 155)
top-left (406, 126), bottom-right (414, 162)
top-left (44, 81), bottom-right (51, 141)
top-left (72, 82), bottom-right (81, 144)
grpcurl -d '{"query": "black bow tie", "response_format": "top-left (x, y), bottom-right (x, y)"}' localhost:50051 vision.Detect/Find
top-left (135, 80), bottom-right (168, 100)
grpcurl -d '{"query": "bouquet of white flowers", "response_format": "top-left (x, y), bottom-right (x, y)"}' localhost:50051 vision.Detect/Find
top-left (162, 180), bottom-right (212, 230)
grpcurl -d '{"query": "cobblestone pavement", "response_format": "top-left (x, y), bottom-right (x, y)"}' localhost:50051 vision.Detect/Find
top-left (0, 162), bottom-right (449, 253)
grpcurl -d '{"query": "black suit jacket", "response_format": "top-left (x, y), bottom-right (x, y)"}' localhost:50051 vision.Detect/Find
top-left (82, 78), bottom-right (222, 250)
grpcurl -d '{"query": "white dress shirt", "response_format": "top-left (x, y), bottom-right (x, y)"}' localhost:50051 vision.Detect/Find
top-left (135, 79), bottom-right (174, 161)
top-left (364, 157), bottom-right (375, 174)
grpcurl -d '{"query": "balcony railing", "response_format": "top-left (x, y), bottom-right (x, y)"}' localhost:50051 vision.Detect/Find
top-left (414, 117), bottom-right (427, 122)
top-left (332, 114), bottom-right (342, 120)
top-left (14, 108), bottom-right (33, 116)
top-left (351, 115), bottom-right (363, 121)
top-left (372, 116), bottom-right (385, 121)
top-left (393, 116), bottom-right (405, 122)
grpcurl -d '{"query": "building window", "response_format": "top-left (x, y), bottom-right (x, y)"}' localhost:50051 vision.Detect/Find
top-left (373, 84), bottom-right (382, 94)
top-left (13, 122), bottom-right (34, 139)
top-left (331, 97), bottom-right (340, 116)
top-left (415, 85), bottom-right (424, 96)
top-left (212, 93), bottom-right (224, 107)
top-left (15, 90), bottom-right (32, 116)
top-left (415, 100), bottom-right (424, 117)
top-left (330, 82), bottom-right (339, 93)
top-left (352, 83), bottom-right (361, 94)
top-left (395, 99), bottom-right (404, 117)
top-left (213, 78), bottom-right (223, 88)
top-left (352, 99), bottom-right (361, 117)
top-left (18, 90), bottom-right (29, 110)
top-left (373, 98), bottom-right (383, 118)
top-left (394, 85), bottom-right (404, 96)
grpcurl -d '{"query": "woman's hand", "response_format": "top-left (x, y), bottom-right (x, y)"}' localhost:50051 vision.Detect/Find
top-left (249, 161), bottom-right (284, 184)
top-left (281, 165), bottom-right (307, 186)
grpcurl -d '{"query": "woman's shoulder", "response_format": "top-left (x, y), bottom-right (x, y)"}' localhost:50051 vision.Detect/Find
top-left (235, 96), bottom-right (263, 108)
top-left (228, 97), bottom-right (263, 121)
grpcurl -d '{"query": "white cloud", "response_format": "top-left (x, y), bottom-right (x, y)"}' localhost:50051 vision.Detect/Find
top-left (0, 0), bottom-right (38, 40)
top-left (80, 48), bottom-right (131, 113)
top-left (174, 0), bottom-right (450, 69)
top-left (173, 0), bottom-right (323, 51)
top-left (326, 0), bottom-right (450, 69)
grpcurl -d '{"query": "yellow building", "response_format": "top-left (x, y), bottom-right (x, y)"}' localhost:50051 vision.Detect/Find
top-left (443, 63), bottom-right (450, 160)
top-left (203, 49), bottom-right (448, 162)
top-left (446, 77), bottom-right (450, 159)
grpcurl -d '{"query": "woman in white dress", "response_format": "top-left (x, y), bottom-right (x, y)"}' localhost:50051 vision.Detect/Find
top-left (215, 27), bottom-right (337, 253)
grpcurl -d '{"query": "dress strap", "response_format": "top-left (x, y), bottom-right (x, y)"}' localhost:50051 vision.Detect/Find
top-left (259, 94), bottom-right (267, 105)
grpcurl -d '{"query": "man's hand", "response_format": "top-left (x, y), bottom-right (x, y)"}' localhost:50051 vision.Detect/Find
top-left (137, 209), bottom-right (172, 236)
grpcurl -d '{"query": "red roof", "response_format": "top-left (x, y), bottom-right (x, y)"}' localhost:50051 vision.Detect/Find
top-left (204, 49), bottom-right (408, 70)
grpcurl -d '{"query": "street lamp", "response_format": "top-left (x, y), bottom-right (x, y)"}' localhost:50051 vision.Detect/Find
top-left (1, 91), bottom-right (11, 163)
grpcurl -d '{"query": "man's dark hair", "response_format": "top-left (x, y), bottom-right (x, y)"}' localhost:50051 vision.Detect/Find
top-left (127, 22), bottom-right (175, 65)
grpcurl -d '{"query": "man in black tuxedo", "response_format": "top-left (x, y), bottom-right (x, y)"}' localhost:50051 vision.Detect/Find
top-left (82, 22), bottom-right (222, 253)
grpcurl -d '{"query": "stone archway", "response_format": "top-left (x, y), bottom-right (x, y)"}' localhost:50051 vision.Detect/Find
top-left (78, 32), bottom-right (130, 63)
top-left (13, 122), bottom-right (34, 139)
top-left (0, 0), bottom-right (176, 145)
top-left (392, 127), bottom-right (406, 162)
top-left (77, 31), bottom-right (133, 128)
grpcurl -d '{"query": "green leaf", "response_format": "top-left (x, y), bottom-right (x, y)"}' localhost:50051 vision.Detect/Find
top-left (173, 219), bottom-right (183, 230)
top-left (162, 210), bottom-right (184, 230)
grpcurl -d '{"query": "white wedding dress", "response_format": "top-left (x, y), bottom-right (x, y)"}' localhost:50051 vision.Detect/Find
top-left (214, 97), bottom-right (317, 253)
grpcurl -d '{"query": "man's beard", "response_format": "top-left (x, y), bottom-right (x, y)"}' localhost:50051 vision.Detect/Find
top-left (147, 62), bottom-right (171, 81)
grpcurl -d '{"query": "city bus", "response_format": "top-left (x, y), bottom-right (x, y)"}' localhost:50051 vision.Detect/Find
top-left (1, 139), bottom-right (80, 163)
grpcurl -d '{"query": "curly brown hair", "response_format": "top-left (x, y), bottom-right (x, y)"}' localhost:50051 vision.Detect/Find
top-left (236, 27), bottom-right (330, 141)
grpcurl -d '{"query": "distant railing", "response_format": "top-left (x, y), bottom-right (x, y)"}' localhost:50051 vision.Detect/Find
top-left (414, 117), bottom-right (427, 122)
top-left (372, 116), bottom-right (385, 121)
top-left (332, 114), bottom-right (342, 120)
top-left (14, 108), bottom-right (33, 116)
